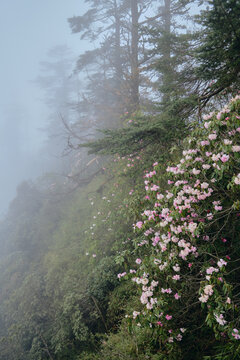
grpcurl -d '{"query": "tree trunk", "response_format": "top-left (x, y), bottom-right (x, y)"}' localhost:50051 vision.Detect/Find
top-left (162, 0), bottom-right (171, 104)
top-left (114, 0), bottom-right (123, 81)
top-left (130, 0), bottom-right (140, 112)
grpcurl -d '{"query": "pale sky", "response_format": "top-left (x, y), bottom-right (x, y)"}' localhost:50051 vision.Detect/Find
top-left (0, 0), bottom-right (88, 143)
top-left (0, 0), bottom-right (89, 214)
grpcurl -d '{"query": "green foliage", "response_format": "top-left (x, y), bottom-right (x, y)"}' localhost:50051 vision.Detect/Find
top-left (81, 109), bottom-right (189, 158)
top-left (2, 2), bottom-right (240, 359)
top-left (0, 154), bottom-right (146, 359)
top-left (118, 96), bottom-right (240, 359)
top-left (196, 0), bottom-right (240, 99)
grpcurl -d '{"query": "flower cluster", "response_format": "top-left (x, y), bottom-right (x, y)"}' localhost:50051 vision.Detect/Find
top-left (127, 95), bottom-right (240, 346)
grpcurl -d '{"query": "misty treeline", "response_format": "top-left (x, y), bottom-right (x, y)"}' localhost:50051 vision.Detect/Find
top-left (0, 0), bottom-right (240, 359)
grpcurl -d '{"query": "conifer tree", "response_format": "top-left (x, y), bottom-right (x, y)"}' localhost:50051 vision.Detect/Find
top-left (81, 0), bottom-right (195, 156)
top-left (68, 0), bottom-right (129, 126)
top-left (68, 0), bottom-right (168, 122)
top-left (197, 0), bottom-right (240, 106)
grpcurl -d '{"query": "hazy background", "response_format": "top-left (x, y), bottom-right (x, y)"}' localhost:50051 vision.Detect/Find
top-left (0, 0), bottom-right (89, 215)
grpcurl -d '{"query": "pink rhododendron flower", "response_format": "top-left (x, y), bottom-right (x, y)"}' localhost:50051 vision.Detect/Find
top-left (215, 313), bottom-right (227, 326)
top-left (224, 139), bottom-right (232, 145)
top-left (204, 121), bottom-right (211, 129)
top-left (232, 145), bottom-right (240, 152)
top-left (220, 154), bottom-right (229, 162)
top-left (206, 213), bottom-right (213, 220)
top-left (209, 133), bottom-right (217, 140)
top-left (232, 329), bottom-right (240, 339)
top-left (130, 269), bottom-right (136, 274)
top-left (206, 267), bottom-right (219, 274)
top-left (161, 288), bottom-right (172, 294)
top-left (117, 272), bottom-right (127, 279)
top-left (199, 294), bottom-right (209, 303)
top-left (135, 221), bottom-right (143, 229)
top-left (204, 285), bottom-right (213, 296)
top-left (133, 311), bottom-right (140, 319)
top-left (146, 303), bottom-right (153, 310)
top-left (200, 140), bottom-right (210, 146)
top-left (173, 264), bottom-right (180, 272)
top-left (192, 168), bottom-right (201, 175)
top-left (234, 174), bottom-right (240, 185)
top-left (212, 153), bottom-right (220, 161)
top-left (140, 293), bottom-right (148, 304)
top-left (188, 222), bottom-right (197, 233)
top-left (157, 193), bottom-right (164, 200)
top-left (217, 259), bottom-right (227, 268)
top-left (172, 274), bottom-right (180, 280)
top-left (176, 334), bottom-right (183, 341)
top-left (151, 184), bottom-right (160, 191)
top-left (151, 280), bottom-right (158, 288)
top-left (141, 278), bottom-right (149, 285)
top-left (201, 182), bottom-right (209, 189)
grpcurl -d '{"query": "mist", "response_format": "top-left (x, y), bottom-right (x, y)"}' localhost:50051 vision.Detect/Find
top-left (0, 1), bottom-right (239, 359)
top-left (0, 0), bottom-right (89, 215)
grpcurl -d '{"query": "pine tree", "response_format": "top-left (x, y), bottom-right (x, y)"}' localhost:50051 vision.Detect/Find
top-left (197, 0), bottom-right (240, 106)
top-left (68, 0), bottom-right (129, 126)
top-left (153, 0), bottom-right (195, 108)
top-left (81, 0), bottom-right (196, 156)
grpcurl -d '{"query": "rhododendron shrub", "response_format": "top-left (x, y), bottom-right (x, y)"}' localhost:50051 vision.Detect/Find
top-left (126, 96), bottom-right (240, 356)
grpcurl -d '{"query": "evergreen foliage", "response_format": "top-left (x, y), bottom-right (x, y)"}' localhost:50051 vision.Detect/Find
top-left (197, 0), bottom-right (240, 103)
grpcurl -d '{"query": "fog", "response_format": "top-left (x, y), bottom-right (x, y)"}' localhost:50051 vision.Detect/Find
top-left (0, 1), bottom-right (199, 216)
top-left (0, 0), bottom-right (89, 215)
top-left (1, 1), bottom-right (236, 358)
